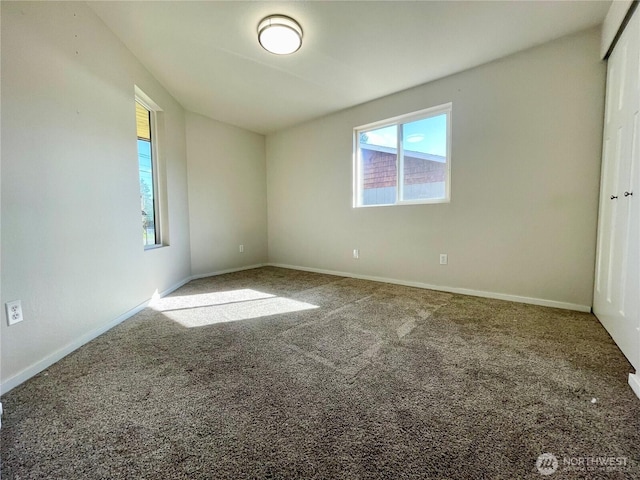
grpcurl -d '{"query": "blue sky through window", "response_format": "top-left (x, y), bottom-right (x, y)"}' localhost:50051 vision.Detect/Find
top-left (138, 140), bottom-right (152, 180)
top-left (362, 113), bottom-right (447, 157)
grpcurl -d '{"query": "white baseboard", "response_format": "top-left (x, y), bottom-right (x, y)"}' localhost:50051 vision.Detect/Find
top-left (190, 263), bottom-right (266, 280)
top-left (629, 373), bottom-right (640, 400)
top-left (267, 263), bottom-right (592, 313)
top-left (0, 276), bottom-right (191, 396)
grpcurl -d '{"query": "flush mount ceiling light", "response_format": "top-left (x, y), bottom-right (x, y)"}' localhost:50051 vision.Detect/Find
top-left (258, 15), bottom-right (303, 55)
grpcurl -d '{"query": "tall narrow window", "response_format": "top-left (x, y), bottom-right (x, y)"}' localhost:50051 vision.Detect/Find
top-left (136, 100), bottom-right (159, 247)
top-left (354, 103), bottom-right (451, 207)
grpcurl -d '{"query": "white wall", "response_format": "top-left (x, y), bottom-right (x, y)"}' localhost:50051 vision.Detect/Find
top-left (266, 28), bottom-right (605, 310)
top-left (1, 2), bottom-right (192, 391)
top-left (186, 112), bottom-right (267, 276)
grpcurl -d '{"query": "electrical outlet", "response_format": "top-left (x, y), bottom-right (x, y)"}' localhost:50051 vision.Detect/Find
top-left (5, 300), bottom-right (23, 325)
top-left (239, 244), bottom-right (244, 253)
top-left (353, 249), bottom-right (359, 259)
top-left (439, 254), bottom-right (448, 265)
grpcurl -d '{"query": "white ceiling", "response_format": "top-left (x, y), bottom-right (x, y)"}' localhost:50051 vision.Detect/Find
top-left (90, 1), bottom-right (610, 135)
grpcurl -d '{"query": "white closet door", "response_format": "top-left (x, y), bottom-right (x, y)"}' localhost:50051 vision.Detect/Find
top-left (594, 7), bottom-right (639, 371)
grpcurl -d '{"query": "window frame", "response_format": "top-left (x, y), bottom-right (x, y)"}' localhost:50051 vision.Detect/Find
top-left (353, 102), bottom-right (452, 208)
top-left (135, 89), bottom-right (164, 250)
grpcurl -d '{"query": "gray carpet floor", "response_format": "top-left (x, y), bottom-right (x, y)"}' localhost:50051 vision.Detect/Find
top-left (1, 266), bottom-right (639, 479)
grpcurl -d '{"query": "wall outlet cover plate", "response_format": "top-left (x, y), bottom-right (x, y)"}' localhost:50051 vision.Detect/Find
top-left (6, 300), bottom-right (23, 326)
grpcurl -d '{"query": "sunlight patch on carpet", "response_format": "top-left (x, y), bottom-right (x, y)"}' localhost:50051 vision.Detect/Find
top-left (151, 289), bottom-right (319, 327)
top-left (151, 289), bottom-right (276, 311)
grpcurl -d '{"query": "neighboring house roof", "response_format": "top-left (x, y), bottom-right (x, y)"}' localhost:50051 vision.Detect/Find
top-left (360, 142), bottom-right (446, 163)
top-left (361, 146), bottom-right (446, 190)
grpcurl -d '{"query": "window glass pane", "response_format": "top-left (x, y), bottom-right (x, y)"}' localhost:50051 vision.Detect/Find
top-left (360, 125), bottom-right (398, 206)
top-left (137, 101), bottom-right (157, 246)
top-left (401, 113), bottom-right (447, 201)
top-left (136, 102), bottom-right (151, 141)
top-left (354, 103), bottom-right (451, 207)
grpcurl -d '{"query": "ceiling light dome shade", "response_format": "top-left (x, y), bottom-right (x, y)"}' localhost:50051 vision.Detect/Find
top-left (258, 15), bottom-right (303, 55)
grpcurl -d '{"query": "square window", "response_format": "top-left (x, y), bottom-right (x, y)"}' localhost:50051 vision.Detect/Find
top-left (355, 103), bottom-right (451, 207)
